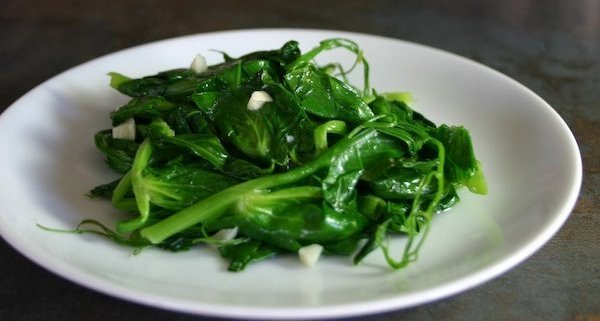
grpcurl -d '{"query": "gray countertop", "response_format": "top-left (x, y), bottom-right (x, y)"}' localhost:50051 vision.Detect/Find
top-left (1, 1), bottom-right (598, 320)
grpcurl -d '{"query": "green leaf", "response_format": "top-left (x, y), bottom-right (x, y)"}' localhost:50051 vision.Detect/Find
top-left (112, 68), bottom-right (195, 97)
top-left (88, 179), bottom-right (120, 199)
top-left (229, 186), bottom-right (369, 251)
top-left (430, 125), bottom-right (487, 194)
top-left (322, 129), bottom-right (404, 211)
top-left (205, 86), bottom-right (307, 166)
top-left (108, 72), bottom-right (132, 90)
top-left (219, 239), bottom-right (279, 272)
top-left (111, 96), bottom-right (175, 126)
top-left (285, 65), bottom-right (374, 123)
top-left (141, 162), bottom-right (240, 211)
top-left (169, 134), bottom-right (229, 170)
top-left (223, 157), bottom-right (274, 180)
top-left (94, 130), bottom-right (139, 173)
top-left (366, 165), bottom-right (439, 200)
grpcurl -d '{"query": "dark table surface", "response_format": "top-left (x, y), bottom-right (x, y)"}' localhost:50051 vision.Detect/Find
top-left (1, 1), bottom-right (598, 320)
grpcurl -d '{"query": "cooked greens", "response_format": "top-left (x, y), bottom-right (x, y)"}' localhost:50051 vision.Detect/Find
top-left (87, 38), bottom-right (487, 271)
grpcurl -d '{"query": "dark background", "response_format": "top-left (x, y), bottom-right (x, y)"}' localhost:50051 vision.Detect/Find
top-left (1, 1), bottom-right (598, 320)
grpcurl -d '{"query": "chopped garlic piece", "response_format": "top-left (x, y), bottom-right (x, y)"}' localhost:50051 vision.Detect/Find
top-left (190, 54), bottom-right (208, 73)
top-left (112, 117), bottom-right (136, 140)
top-left (247, 90), bottom-right (273, 111)
top-left (212, 227), bottom-right (238, 242)
top-left (298, 244), bottom-right (323, 267)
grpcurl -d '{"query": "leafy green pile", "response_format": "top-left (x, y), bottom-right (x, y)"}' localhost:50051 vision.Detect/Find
top-left (87, 39), bottom-right (487, 271)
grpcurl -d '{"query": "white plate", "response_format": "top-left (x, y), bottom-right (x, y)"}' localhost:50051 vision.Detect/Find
top-left (0, 29), bottom-right (582, 319)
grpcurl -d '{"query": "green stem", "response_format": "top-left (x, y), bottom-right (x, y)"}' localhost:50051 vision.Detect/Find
top-left (112, 170), bottom-right (132, 207)
top-left (313, 120), bottom-right (347, 155)
top-left (117, 139), bottom-right (153, 232)
top-left (382, 138), bottom-right (446, 269)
